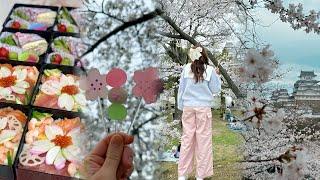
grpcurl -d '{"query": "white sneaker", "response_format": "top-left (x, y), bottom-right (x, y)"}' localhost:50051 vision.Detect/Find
top-left (178, 176), bottom-right (186, 180)
top-left (196, 177), bottom-right (203, 180)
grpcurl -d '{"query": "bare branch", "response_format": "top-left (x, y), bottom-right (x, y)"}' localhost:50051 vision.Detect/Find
top-left (80, 10), bottom-right (162, 58)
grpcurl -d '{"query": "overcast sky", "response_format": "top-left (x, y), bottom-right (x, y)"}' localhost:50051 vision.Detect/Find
top-left (254, 0), bottom-right (320, 92)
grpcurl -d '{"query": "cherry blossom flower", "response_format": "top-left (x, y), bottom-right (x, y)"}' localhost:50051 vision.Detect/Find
top-left (79, 68), bottom-right (108, 100)
top-left (29, 125), bottom-right (81, 170)
top-left (239, 46), bottom-right (277, 84)
top-left (262, 109), bottom-right (285, 135)
top-left (133, 67), bottom-right (163, 104)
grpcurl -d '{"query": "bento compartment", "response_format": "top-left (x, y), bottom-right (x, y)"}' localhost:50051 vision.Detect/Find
top-left (51, 36), bottom-right (86, 58)
top-left (5, 5), bottom-right (57, 31)
top-left (0, 31), bottom-right (49, 63)
top-left (53, 7), bottom-right (80, 34)
top-left (0, 63), bottom-right (39, 105)
top-left (33, 67), bottom-right (86, 112)
top-left (0, 106), bottom-right (28, 166)
top-left (17, 109), bottom-right (86, 179)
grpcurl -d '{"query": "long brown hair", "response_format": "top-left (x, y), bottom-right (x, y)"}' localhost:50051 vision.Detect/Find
top-left (190, 45), bottom-right (209, 83)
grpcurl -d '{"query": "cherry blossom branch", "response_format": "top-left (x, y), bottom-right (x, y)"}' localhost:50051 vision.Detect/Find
top-left (259, 0), bottom-right (320, 34)
top-left (80, 9), bottom-right (162, 58)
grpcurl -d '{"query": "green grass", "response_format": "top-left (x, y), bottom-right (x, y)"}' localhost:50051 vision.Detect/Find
top-left (158, 110), bottom-right (244, 180)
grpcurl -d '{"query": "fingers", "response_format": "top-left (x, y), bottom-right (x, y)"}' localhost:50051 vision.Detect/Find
top-left (102, 134), bottom-right (124, 176)
top-left (90, 133), bottom-right (134, 157)
top-left (117, 146), bottom-right (134, 180)
top-left (122, 146), bottom-right (134, 169)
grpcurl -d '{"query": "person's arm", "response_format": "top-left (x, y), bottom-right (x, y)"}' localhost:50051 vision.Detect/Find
top-left (177, 68), bottom-right (186, 111)
top-left (209, 68), bottom-right (222, 94)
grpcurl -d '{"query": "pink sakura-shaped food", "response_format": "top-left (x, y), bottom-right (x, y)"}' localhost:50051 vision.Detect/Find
top-left (0, 64), bottom-right (39, 104)
top-left (29, 125), bottom-right (82, 170)
top-left (132, 67), bottom-right (163, 104)
top-left (35, 69), bottom-right (86, 111)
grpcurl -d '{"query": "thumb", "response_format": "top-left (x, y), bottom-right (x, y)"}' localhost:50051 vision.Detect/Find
top-left (102, 134), bottom-right (124, 175)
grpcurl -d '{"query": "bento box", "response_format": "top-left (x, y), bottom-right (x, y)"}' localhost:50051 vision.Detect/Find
top-left (2, 4), bottom-right (58, 33)
top-left (15, 107), bottom-right (87, 180)
top-left (32, 64), bottom-right (86, 112)
top-left (0, 103), bottom-right (30, 180)
top-left (0, 30), bottom-right (51, 64)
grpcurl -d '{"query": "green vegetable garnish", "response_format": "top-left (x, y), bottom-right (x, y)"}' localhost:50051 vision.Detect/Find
top-left (7, 151), bottom-right (13, 166)
top-left (44, 69), bottom-right (62, 77)
top-left (53, 39), bottom-right (70, 52)
top-left (0, 35), bottom-right (17, 46)
top-left (13, 10), bottom-right (30, 21)
top-left (32, 111), bottom-right (53, 120)
top-left (60, 7), bottom-right (76, 25)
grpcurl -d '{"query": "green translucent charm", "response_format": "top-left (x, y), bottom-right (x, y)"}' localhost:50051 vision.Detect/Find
top-left (108, 103), bottom-right (127, 120)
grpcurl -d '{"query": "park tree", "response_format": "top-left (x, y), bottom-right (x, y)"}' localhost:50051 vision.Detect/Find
top-left (77, 0), bottom-right (319, 179)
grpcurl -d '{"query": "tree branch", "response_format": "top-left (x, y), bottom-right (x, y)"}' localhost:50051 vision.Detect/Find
top-left (158, 31), bottom-right (184, 39)
top-left (157, 9), bottom-right (243, 98)
top-left (80, 9), bottom-right (162, 58)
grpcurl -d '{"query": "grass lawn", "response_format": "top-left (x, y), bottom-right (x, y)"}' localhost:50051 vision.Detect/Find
top-left (158, 110), bottom-right (244, 180)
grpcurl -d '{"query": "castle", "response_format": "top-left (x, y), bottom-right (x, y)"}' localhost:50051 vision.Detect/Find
top-left (271, 71), bottom-right (320, 113)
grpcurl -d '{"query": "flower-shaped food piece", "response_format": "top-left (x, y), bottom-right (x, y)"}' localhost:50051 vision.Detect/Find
top-left (132, 67), bottom-right (163, 104)
top-left (35, 69), bottom-right (86, 111)
top-left (0, 64), bottom-right (39, 104)
top-left (79, 68), bottom-right (108, 100)
top-left (29, 124), bottom-right (82, 170)
top-left (106, 68), bottom-right (127, 88)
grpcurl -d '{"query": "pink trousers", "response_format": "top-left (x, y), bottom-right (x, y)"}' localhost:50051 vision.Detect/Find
top-left (178, 107), bottom-right (213, 178)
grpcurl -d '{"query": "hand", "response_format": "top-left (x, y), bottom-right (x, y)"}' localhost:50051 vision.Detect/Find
top-left (84, 133), bottom-right (134, 180)
top-left (215, 67), bottom-right (220, 75)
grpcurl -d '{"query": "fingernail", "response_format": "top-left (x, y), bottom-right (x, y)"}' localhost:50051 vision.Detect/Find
top-left (111, 135), bottom-right (123, 147)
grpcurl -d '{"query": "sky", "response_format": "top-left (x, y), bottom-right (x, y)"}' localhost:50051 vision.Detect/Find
top-left (254, 0), bottom-right (320, 92)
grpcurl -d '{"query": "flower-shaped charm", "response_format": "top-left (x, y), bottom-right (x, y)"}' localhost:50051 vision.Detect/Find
top-left (29, 125), bottom-right (81, 170)
top-left (0, 66), bottom-right (30, 101)
top-left (79, 68), bottom-right (108, 100)
top-left (132, 67), bottom-right (163, 104)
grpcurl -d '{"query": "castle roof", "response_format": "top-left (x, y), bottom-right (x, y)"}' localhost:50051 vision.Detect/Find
top-left (299, 71), bottom-right (316, 77)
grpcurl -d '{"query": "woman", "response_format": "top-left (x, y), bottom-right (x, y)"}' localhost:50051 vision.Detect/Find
top-left (177, 45), bottom-right (221, 180)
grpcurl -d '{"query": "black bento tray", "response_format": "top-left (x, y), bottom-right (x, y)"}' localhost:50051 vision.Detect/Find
top-left (0, 103), bottom-right (31, 180)
top-left (31, 64), bottom-right (85, 112)
top-left (0, 29), bottom-right (52, 65)
top-left (0, 61), bottom-right (41, 106)
top-left (2, 3), bottom-right (59, 34)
